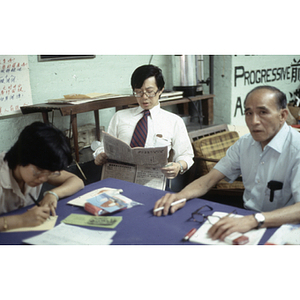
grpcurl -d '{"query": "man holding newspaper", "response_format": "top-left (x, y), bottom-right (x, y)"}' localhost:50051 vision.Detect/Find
top-left (94, 64), bottom-right (194, 181)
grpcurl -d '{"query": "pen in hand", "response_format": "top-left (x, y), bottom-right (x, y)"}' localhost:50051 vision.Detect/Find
top-left (153, 198), bottom-right (186, 213)
top-left (29, 193), bottom-right (40, 207)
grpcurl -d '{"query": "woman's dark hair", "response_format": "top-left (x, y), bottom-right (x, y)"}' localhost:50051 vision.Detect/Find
top-left (244, 85), bottom-right (287, 109)
top-left (4, 122), bottom-right (73, 171)
top-left (131, 64), bottom-right (165, 91)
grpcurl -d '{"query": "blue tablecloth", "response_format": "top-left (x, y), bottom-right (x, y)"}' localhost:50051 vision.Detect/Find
top-left (0, 178), bottom-right (277, 245)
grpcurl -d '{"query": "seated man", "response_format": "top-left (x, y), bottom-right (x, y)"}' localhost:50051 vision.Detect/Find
top-left (0, 122), bottom-right (84, 231)
top-left (154, 85), bottom-right (300, 241)
top-left (94, 64), bottom-right (194, 180)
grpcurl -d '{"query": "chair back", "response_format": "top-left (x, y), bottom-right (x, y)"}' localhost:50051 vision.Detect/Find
top-left (189, 124), bottom-right (229, 143)
top-left (192, 131), bottom-right (244, 189)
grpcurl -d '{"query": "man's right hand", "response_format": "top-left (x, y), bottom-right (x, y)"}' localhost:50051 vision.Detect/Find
top-left (94, 152), bottom-right (108, 166)
top-left (153, 193), bottom-right (186, 216)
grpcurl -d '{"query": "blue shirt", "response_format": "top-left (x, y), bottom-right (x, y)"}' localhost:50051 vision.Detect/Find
top-left (214, 123), bottom-right (300, 212)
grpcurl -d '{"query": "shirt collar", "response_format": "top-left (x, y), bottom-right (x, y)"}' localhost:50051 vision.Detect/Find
top-left (265, 122), bottom-right (289, 153)
top-left (133, 103), bottom-right (161, 117)
top-left (249, 122), bottom-right (289, 153)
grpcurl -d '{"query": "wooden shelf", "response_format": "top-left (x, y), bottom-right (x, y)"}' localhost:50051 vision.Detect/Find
top-left (21, 94), bottom-right (214, 162)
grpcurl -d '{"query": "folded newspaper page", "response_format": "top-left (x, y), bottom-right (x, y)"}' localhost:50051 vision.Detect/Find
top-left (101, 132), bottom-right (168, 190)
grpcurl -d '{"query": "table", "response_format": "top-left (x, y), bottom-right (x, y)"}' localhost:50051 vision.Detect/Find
top-left (20, 94), bottom-right (214, 162)
top-left (0, 178), bottom-right (277, 245)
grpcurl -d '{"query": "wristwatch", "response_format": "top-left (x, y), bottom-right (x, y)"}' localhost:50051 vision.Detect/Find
top-left (178, 161), bottom-right (184, 175)
top-left (254, 213), bottom-right (265, 229)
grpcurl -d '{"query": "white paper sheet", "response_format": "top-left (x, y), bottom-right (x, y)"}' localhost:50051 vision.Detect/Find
top-left (265, 224), bottom-right (300, 245)
top-left (189, 212), bottom-right (266, 245)
top-left (4, 216), bottom-right (58, 232)
top-left (22, 223), bottom-right (116, 245)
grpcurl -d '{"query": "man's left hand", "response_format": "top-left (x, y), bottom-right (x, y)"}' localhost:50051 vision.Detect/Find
top-left (208, 214), bottom-right (257, 241)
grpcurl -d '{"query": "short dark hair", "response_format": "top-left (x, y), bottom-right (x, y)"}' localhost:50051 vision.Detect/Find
top-left (244, 85), bottom-right (287, 109)
top-left (131, 64), bottom-right (165, 91)
top-left (4, 122), bottom-right (73, 171)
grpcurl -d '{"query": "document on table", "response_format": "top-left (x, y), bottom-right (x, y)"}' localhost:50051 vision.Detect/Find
top-left (3, 216), bottom-right (58, 233)
top-left (265, 224), bottom-right (300, 245)
top-left (67, 187), bottom-right (123, 207)
top-left (189, 212), bottom-right (266, 245)
top-left (22, 223), bottom-right (116, 245)
top-left (61, 214), bottom-right (122, 229)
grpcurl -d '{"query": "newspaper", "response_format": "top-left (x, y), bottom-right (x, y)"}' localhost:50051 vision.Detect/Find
top-left (101, 132), bottom-right (168, 190)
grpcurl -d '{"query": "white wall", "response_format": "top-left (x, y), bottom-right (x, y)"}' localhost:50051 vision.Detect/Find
top-left (1, 54), bottom-right (299, 153)
top-left (0, 55), bottom-right (173, 153)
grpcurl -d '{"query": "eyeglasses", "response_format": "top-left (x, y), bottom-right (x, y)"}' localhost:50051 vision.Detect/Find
top-left (30, 165), bottom-right (61, 178)
top-left (188, 205), bottom-right (237, 225)
top-left (133, 90), bottom-right (159, 98)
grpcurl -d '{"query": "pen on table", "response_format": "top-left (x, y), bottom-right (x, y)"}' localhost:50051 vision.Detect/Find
top-left (153, 198), bottom-right (186, 213)
top-left (182, 228), bottom-right (197, 241)
top-left (29, 193), bottom-right (40, 207)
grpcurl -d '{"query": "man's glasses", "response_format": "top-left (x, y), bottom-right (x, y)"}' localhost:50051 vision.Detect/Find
top-left (30, 165), bottom-right (61, 178)
top-left (133, 90), bottom-right (159, 98)
top-left (188, 205), bottom-right (237, 225)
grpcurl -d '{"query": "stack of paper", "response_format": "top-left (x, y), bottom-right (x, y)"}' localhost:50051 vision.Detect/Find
top-left (159, 91), bottom-right (183, 102)
top-left (47, 93), bottom-right (127, 105)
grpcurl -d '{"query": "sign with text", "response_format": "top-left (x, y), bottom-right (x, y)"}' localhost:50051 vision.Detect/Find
top-left (0, 55), bottom-right (33, 116)
top-left (231, 55), bottom-right (300, 125)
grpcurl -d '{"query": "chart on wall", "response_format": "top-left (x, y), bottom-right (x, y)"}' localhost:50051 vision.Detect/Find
top-left (0, 55), bottom-right (33, 116)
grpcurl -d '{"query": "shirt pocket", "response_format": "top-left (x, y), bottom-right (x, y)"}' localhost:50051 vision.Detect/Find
top-left (264, 184), bottom-right (285, 203)
top-left (154, 134), bottom-right (171, 147)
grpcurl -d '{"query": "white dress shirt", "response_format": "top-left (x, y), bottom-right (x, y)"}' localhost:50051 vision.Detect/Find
top-left (105, 104), bottom-right (194, 170)
top-left (215, 123), bottom-right (300, 212)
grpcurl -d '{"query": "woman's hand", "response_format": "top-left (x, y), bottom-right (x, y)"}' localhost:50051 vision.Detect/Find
top-left (94, 152), bottom-right (108, 166)
top-left (39, 193), bottom-right (58, 216)
top-left (21, 206), bottom-right (50, 228)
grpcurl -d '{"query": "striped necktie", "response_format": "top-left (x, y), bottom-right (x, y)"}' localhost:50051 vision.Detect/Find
top-left (130, 110), bottom-right (150, 148)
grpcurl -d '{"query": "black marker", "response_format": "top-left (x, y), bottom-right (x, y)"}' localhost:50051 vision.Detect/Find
top-left (267, 181), bottom-right (283, 202)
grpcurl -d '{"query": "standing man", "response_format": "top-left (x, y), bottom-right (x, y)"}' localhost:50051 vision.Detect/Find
top-left (94, 64), bottom-right (194, 180)
top-left (154, 85), bottom-right (300, 241)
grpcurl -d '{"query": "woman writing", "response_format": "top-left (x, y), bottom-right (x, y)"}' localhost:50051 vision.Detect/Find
top-left (0, 122), bottom-right (84, 231)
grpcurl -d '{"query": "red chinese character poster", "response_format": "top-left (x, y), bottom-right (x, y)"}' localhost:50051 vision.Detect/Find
top-left (0, 55), bottom-right (33, 116)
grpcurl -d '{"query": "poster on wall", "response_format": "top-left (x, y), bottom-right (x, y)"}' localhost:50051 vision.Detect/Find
top-left (0, 55), bottom-right (33, 116)
top-left (231, 55), bottom-right (300, 126)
